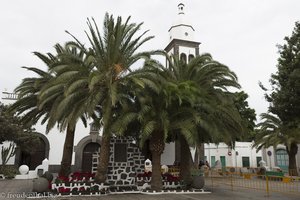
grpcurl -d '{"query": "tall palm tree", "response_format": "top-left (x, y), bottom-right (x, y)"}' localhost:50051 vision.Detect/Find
top-left (111, 50), bottom-right (244, 190)
top-left (10, 43), bottom-right (92, 176)
top-left (66, 14), bottom-right (155, 182)
top-left (133, 79), bottom-right (201, 191)
top-left (147, 53), bottom-right (243, 184)
top-left (37, 43), bottom-right (95, 176)
top-left (254, 113), bottom-right (299, 176)
top-left (9, 53), bottom-right (76, 175)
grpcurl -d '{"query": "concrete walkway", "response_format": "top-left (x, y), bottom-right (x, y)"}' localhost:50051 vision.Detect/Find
top-left (0, 179), bottom-right (33, 199)
top-left (0, 179), bottom-right (299, 200)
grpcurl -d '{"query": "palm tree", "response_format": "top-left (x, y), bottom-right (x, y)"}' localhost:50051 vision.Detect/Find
top-left (37, 43), bottom-right (95, 176)
top-left (9, 53), bottom-right (56, 126)
top-left (110, 56), bottom-right (200, 190)
top-left (146, 53), bottom-right (243, 184)
top-left (134, 79), bottom-right (201, 191)
top-left (8, 53), bottom-right (77, 175)
top-left (10, 43), bottom-right (92, 176)
top-left (111, 50), bottom-right (244, 190)
top-left (65, 14), bottom-right (155, 182)
top-left (254, 113), bottom-right (299, 176)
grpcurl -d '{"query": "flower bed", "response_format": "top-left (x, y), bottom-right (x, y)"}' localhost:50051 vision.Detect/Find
top-left (52, 171), bottom-right (185, 196)
top-left (52, 172), bottom-right (109, 195)
top-left (136, 172), bottom-right (184, 190)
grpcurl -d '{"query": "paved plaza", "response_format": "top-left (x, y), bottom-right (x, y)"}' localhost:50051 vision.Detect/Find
top-left (0, 179), bottom-right (299, 200)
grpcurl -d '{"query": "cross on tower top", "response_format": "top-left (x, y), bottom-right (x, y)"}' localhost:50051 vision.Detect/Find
top-left (178, 3), bottom-right (185, 15)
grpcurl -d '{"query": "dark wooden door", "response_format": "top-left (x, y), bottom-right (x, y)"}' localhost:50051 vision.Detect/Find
top-left (82, 143), bottom-right (100, 172)
top-left (20, 137), bottom-right (46, 170)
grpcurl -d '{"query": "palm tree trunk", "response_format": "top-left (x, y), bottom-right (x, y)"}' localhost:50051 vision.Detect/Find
top-left (95, 98), bottom-right (112, 183)
top-left (59, 124), bottom-right (75, 177)
top-left (179, 134), bottom-right (192, 188)
top-left (149, 130), bottom-right (164, 191)
top-left (287, 142), bottom-right (298, 176)
top-left (151, 148), bottom-right (162, 191)
top-left (193, 144), bottom-right (203, 169)
top-left (95, 135), bottom-right (111, 182)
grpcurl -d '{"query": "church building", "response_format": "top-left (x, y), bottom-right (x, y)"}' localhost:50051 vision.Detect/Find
top-left (1, 2), bottom-right (299, 176)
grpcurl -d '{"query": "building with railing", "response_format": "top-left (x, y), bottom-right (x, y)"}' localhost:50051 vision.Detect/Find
top-left (204, 142), bottom-right (300, 174)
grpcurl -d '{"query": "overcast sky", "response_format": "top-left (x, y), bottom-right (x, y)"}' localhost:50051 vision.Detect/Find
top-left (1, 0), bottom-right (299, 119)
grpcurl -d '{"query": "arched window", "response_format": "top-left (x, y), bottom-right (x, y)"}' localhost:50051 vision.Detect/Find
top-left (180, 53), bottom-right (187, 63)
top-left (188, 54), bottom-right (194, 62)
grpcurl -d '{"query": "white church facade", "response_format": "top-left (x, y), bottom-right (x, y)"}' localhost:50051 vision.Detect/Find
top-left (1, 2), bottom-right (300, 175)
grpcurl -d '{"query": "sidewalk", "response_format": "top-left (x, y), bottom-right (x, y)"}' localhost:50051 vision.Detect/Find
top-left (0, 179), bottom-right (32, 199)
top-left (0, 179), bottom-right (299, 200)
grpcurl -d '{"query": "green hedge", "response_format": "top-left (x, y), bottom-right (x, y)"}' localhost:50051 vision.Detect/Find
top-left (0, 165), bottom-right (19, 179)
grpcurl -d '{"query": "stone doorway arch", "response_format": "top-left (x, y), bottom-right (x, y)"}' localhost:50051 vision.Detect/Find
top-left (15, 133), bottom-right (50, 170)
top-left (74, 135), bottom-right (101, 172)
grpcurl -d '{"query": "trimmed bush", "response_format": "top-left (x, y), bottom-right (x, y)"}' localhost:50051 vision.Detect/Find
top-left (0, 165), bottom-right (18, 179)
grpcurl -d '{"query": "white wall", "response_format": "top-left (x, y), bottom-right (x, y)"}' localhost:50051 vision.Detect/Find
top-left (161, 142), bottom-right (175, 165)
top-left (178, 46), bottom-right (196, 57)
top-left (204, 142), bottom-right (263, 168)
top-left (0, 122), bottom-right (93, 167)
top-left (205, 143), bottom-right (231, 166)
top-left (263, 146), bottom-right (277, 169)
top-left (235, 142), bottom-right (263, 168)
top-left (1, 97), bottom-right (93, 166)
top-left (34, 119), bottom-right (92, 165)
top-left (169, 25), bottom-right (195, 42)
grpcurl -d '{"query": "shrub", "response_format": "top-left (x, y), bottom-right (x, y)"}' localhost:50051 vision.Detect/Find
top-left (0, 165), bottom-right (18, 179)
top-left (41, 171), bottom-right (54, 181)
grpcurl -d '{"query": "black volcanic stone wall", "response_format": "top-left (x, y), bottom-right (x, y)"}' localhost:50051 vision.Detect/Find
top-left (106, 137), bottom-right (145, 186)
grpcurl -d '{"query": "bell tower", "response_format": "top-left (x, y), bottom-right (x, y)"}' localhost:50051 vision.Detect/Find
top-left (164, 2), bottom-right (200, 64)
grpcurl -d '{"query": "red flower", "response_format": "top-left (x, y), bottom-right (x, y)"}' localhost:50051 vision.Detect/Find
top-left (58, 187), bottom-right (70, 193)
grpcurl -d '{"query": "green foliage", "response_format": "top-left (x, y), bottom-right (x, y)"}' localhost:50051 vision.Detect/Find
top-left (164, 54), bottom-right (244, 146)
top-left (10, 13), bottom-right (155, 179)
top-left (265, 22), bottom-right (300, 128)
top-left (0, 102), bottom-right (22, 143)
top-left (0, 102), bottom-right (40, 159)
top-left (256, 22), bottom-right (300, 175)
top-left (258, 21), bottom-right (300, 147)
top-left (0, 165), bottom-right (19, 179)
top-left (65, 14), bottom-right (156, 182)
top-left (112, 53), bottom-right (246, 148)
top-left (232, 91), bottom-right (256, 141)
top-left (254, 113), bottom-right (284, 150)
